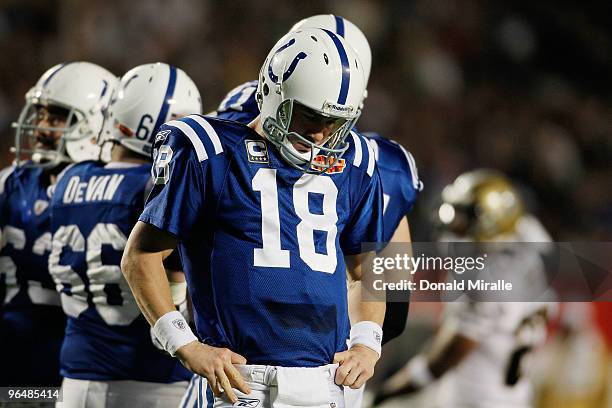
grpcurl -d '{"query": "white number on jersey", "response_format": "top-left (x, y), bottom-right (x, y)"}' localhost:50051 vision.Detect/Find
top-left (152, 145), bottom-right (174, 185)
top-left (49, 223), bottom-right (141, 325)
top-left (0, 226), bottom-right (24, 288)
top-left (252, 168), bottom-right (338, 273)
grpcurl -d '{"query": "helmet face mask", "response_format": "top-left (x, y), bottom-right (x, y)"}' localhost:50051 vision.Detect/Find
top-left (258, 29), bottom-right (366, 174)
top-left (262, 99), bottom-right (357, 174)
top-left (13, 100), bottom-right (88, 168)
top-left (12, 62), bottom-right (119, 168)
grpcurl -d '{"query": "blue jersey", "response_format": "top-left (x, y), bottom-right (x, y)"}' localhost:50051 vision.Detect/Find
top-left (49, 161), bottom-right (190, 382)
top-left (0, 164), bottom-right (65, 386)
top-left (0, 165), bottom-right (58, 309)
top-left (140, 115), bottom-right (384, 367)
top-left (215, 81), bottom-right (422, 241)
top-left (362, 132), bottom-right (422, 241)
top-left (360, 133), bottom-right (422, 344)
top-left (215, 82), bottom-right (423, 347)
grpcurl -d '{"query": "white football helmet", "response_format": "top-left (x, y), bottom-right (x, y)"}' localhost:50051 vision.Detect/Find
top-left (99, 63), bottom-right (202, 158)
top-left (257, 28), bottom-right (366, 173)
top-left (12, 62), bottom-right (118, 167)
top-left (291, 15), bottom-right (372, 93)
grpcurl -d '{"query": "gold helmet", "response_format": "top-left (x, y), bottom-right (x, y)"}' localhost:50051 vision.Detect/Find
top-left (437, 169), bottom-right (524, 240)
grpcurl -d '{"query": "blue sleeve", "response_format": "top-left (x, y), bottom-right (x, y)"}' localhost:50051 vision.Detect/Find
top-left (340, 166), bottom-right (385, 255)
top-left (368, 137), bottom-right (422, 242)
top-left (139, 126), bottom-right (206, 240)
top-left (395, 143), bottom-right (422, 213)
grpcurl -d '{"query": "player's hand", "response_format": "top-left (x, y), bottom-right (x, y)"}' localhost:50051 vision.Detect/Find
top-left (333, 344), bottom-right (379, 389)
top-left (175, 341), bottom-right (251, 404)
top-left (372, 364), bottom-right (419, 406)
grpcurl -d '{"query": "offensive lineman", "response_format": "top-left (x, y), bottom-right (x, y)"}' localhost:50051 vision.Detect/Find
top-left (0, 62), bottom-right (117, 386)
top-left (49, 63), bottom-right (201, 407)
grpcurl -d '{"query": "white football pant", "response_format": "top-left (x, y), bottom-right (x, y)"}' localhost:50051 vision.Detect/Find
top-left (56, 377), bottom-right (188, 408)
top-left (180, 364), bottom-right (344, 408)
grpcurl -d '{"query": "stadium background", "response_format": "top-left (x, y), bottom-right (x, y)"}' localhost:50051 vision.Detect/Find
top-left (0, 1), bottom-right (611, 406)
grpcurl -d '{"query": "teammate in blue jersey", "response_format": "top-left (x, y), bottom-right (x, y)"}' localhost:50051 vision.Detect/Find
top-left (122, 28), bottom-right (386, 407)
top-left (361, 132), bottom-right (421, 338)
top-left (212, 15), bottom-right (422, 408)
top-left (49, 63), bottom-right (201, 408)
top-left (0, 62), bottom-right (117, 387)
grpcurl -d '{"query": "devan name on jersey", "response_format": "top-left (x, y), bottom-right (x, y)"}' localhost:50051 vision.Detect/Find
top-left (62, 174), bottom-right (125, 204)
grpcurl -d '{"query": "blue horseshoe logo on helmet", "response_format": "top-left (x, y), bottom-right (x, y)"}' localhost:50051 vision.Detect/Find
top-left (267, 38), bottom-right (308, 83)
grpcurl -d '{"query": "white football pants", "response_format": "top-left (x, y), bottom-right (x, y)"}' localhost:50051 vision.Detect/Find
top-left (56, 377), bottom-right (188, 408)
top-left (179, 364), bottom-right (345, 408)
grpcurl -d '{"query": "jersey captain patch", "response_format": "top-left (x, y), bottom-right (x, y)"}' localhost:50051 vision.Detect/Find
top-left (245, 140), bottom-right (269, 163)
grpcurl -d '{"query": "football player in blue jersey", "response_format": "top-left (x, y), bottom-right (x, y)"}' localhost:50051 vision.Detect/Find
top-left (49, 63), bottom-right (202, 408)
top-left (122, 28), bottom-right (386, 407)
top-left (211, 15), bottom-right (422, 408)
top-left (0, 62), bottom-right (117, 387)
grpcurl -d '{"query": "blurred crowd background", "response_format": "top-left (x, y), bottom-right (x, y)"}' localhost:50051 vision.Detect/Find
top-left (0, 1), bottom-right (611, 406)
top-left (0, 0), bottom-right (610, 241)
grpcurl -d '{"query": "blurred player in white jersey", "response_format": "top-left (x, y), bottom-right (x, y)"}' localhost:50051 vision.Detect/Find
top-left (374, 170), bottom-right (556, 408)
top-left (0, 62), bottom-right (117, 386)
top-left (50, 63), bottom-right (201, 408)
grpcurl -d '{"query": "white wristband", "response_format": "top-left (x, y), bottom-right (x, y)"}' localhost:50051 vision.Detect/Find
top-left (349, 321), bottom-right (383, 357)
top-left (153, 311), bottom-right (198, 357)
top-left (406, 355), bottom-right (434, 388)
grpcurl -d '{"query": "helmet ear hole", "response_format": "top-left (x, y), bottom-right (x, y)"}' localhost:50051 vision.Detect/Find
top-left (263, 83), bottom-right (269, 96)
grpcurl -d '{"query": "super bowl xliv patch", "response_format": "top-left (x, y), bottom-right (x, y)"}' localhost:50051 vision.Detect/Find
top-left (311, 155), bottom-right (346, 174)
top-left (245, 140), bottom-right (269, 164)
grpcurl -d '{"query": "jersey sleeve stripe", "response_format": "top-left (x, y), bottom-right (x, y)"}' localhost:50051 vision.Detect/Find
top-left (350, 131), bottom-right (362, 166)
top-left (166, 120), bottom-right (209, 161)
top-left (393, 140), bottom-right (424, 191)
top-left (187, 115), bottom-right (224, 155)
top-left (366, 138), bottom-right (380, 161)
top-left (365, 138), bottom-right (376, 176)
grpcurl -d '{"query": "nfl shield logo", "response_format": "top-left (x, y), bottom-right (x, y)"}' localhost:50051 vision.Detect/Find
top-left (172, 318), bottom-right (186, 331)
